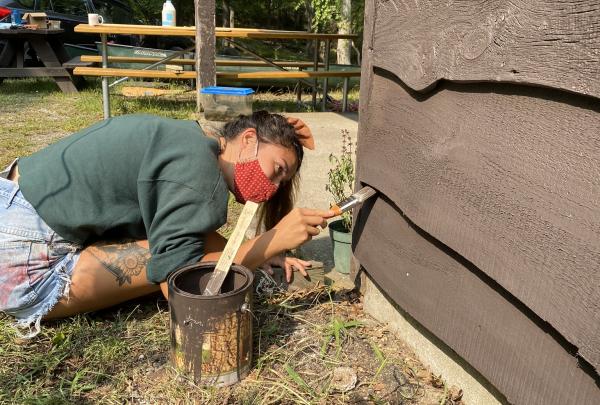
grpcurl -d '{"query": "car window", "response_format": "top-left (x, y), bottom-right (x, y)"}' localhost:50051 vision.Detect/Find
top-left (52, 0), bottom-right (88, 15)
top-left (16, 0), bottom-right (35, 8)
top-left (91, 0), bottom-right (132, 24)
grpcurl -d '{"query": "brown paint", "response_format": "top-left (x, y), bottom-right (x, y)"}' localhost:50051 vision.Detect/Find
top-left (168, 262), bottom-right (253, 386)
top-left (358, 71), bottom-right (600, 371)
top-left (355, 1), bottom-right (600, 402)
top-left (353, 196), bottom-right (600, 405)
top-left (370, 0), bottom-right (600, 99)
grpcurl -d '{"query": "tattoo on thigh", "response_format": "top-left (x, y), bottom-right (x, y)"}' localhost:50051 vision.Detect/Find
top-left (89, 240), bottom-right (151, 286)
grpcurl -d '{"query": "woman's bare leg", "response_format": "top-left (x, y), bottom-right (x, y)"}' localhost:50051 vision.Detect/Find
top-left (45, 233), bottom-right (228, 319)
top-left (45, 239), bottom-right (158, 319)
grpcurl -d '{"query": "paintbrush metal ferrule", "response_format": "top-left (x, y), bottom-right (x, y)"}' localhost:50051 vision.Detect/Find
top-left (336, 196), bottom-right (360, 213)
top-left (331, 186), bottom-right (377, 215)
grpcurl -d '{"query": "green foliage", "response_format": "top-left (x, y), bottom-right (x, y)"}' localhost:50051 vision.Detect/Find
top-left (369, 341), bottom-right (389, 384)
top-left (218, 0), bottom-right (354, 32)
top-left (321, 317), bottom-right (362, 358)
top-left (310, 0), bottom-right (339, 31)
top-left (326, 129), bottom-right (355, 231)
top-left (121, 0), bottom-right (365, 63)
top-left (0, 305), bottom-right (169, 404)
top-left (284, 363), bottom-right (315, 397)
top-left (126, 0), bottom-right (164, 25)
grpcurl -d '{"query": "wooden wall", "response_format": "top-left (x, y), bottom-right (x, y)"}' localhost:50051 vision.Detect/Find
top-left (354, 1), bottom-right (600, 403)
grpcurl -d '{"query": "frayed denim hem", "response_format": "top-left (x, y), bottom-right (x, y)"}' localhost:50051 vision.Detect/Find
top-left (13, 251), bottom-right (80, 339)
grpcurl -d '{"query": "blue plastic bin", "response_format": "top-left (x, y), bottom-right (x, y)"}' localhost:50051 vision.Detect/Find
top-left (200, 86), bottom-right (254, 121)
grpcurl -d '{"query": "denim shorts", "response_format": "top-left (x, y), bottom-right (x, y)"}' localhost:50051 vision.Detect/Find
top-left (0, 159), bottom-right (82, 337)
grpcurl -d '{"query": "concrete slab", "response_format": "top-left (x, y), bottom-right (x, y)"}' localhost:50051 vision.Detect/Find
top-left (324, 269), bottom-right (356, 291)
top-left (289, 112), bottom-right (358, 289)
top-left (291, 112), bottom-right (358, 211)
top-left (230, 112), bottom-right (357, 290)
top-left (254, 261), bottom-right (325, 292)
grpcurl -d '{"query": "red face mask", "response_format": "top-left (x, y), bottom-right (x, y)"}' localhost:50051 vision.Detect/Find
top-left (233, 143), bottom-right (279, 204)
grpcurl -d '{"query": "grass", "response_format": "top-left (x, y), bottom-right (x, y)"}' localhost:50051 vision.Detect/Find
top-left (0, 77), bottom-right (360, 168)
top-left (0, 78), bottom-right (459, 405)
top-left (0, 302), bottom-right (169, 403)
top-left (0, 284), bottom-right (461, 404)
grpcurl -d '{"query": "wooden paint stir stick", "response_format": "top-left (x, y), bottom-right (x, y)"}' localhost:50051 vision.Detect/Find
top-left (203, 201), bottom-right (260, 296)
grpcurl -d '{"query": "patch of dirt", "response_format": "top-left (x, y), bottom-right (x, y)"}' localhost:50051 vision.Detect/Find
top-left (120, 285), bottom-right (464, 405)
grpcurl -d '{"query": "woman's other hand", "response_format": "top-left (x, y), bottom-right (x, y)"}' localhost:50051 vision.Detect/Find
top-left (260, 254), bottom-right (313, 282)
top-left (272, 208), bottom-right (335, 251)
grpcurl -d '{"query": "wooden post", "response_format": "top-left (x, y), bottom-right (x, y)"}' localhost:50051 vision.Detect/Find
top-left (195, 0), bottom-right (216, 113)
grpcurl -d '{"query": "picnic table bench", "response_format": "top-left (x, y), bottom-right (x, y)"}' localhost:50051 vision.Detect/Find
top-left (80, 55), bottom-right (324, 68)
top-left (73, 24), bottom-right (360, 118)
top-left (0, 27), bottom-right (78, 93)
top-left (74, 66), bottom-right (359, 80)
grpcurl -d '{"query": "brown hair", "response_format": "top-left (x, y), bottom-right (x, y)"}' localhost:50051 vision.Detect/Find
top-left (220, 110), bottom-right (304, 232)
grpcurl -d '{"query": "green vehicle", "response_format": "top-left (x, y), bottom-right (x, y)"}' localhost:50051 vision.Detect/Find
top-left (68, 42), bottom-right (359, 89)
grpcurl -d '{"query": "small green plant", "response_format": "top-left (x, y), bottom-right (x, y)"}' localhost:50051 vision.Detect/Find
top-left (326, 129), bottom-right (355, 232)
top-left (321, 317), bottom-right (363, 358)
top-left (284, 363), bottom-right (316, 398)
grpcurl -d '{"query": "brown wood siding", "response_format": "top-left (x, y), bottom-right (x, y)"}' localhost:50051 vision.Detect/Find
top-left (371, 0), bottom-right (600, 98)
top-left (355, 1), bottom-right (600, 402)
top-left (356, 72), bottom-right (600, 373)
top-left (353, 196), bottom-right (600, 405)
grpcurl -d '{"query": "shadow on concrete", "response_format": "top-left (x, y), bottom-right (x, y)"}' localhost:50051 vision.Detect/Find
top-left (298, 235), bottom-right (333, 272)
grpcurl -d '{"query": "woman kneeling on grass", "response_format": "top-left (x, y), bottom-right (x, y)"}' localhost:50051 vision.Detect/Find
top-left (0, 110), bottom-right (333, 337)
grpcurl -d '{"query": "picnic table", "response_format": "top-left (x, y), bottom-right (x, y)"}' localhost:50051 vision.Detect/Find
top-left (73, 24), bottom-right (359, 118)
top-left (0, 27), bottom-right (77, 93)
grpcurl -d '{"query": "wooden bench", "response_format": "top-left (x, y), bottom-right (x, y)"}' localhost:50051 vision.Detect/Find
top-left (63, 56), bottom-right (95, 69)
top-left (80, 55), bottom-right (324, 68)
top-left (73, 66), bottom-right (360, 111)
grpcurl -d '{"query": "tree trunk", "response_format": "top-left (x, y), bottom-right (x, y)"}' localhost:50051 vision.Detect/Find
top-left (336, 0), bottom-right (352, 64)
top-left (196, 0), bottom-right (216, 112)
top-left (304, 0), bottom-right (314, 56)
top-left (222, 0), bottom-right (230, 27)
top-left (221, 0), bottom-right (232, 47)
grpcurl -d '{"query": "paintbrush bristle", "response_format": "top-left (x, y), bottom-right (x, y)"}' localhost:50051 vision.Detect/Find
top-left (353, 186), bottom-right (376, 202)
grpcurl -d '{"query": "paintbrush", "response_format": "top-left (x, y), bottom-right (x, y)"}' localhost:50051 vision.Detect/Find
top-left (330, 186), bottom-right (377, 216)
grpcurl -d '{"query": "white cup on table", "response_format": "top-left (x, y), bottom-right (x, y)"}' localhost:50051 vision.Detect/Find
top-left (88, 14), bottom-right (104, 26)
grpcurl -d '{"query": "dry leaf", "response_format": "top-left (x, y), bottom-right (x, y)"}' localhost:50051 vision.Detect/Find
top-left (430, 373), bottom-right (445, 388)
top-left (372, 383), bottom-right (386, 391)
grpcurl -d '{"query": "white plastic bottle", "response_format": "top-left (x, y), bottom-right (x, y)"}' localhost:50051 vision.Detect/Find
top-left (162, 0), bottom-right (176, 27)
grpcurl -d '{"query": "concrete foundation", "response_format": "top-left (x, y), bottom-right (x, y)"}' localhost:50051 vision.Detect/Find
top-left (362, 272), bottom-right (508, 405)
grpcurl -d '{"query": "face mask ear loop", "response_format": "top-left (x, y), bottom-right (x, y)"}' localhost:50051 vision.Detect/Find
top-left (238, 134), bottom-right (259, 163)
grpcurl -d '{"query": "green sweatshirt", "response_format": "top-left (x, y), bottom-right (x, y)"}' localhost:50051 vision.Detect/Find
top-left (18, 114), bottom-right (229, 283)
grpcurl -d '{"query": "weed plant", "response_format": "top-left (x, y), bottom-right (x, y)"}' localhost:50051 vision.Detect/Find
top-left (326, 129), bottom-right (356, 231)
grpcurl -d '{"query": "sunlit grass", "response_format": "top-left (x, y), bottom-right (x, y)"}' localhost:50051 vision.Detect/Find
top-left (0, 78), bottom-right (359, 168)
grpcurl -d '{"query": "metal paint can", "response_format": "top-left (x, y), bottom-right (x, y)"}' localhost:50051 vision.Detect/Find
top-left (168, 262), bottom-right (254, 386)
